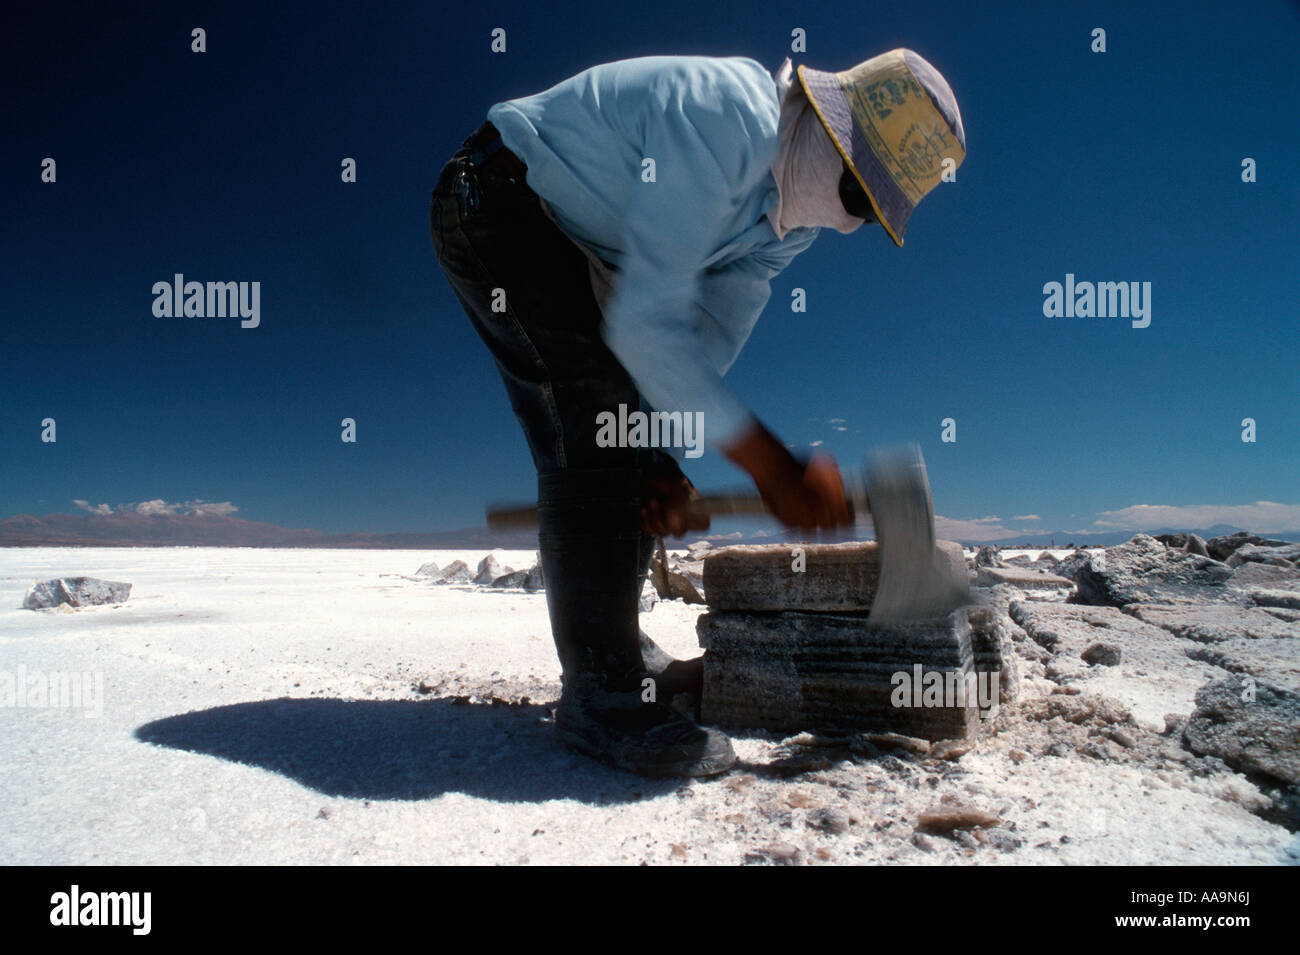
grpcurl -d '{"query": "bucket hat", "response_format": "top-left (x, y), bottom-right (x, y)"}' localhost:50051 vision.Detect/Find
top-left (797, 49), bottom-right (965, 246)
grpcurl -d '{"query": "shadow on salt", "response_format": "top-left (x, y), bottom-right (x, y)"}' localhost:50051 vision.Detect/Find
top-left (135, 696), bottom-right (677, 803)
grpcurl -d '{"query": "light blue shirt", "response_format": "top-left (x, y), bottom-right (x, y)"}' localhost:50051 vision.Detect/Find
top-left (487, 55), bottom-right (820, 452)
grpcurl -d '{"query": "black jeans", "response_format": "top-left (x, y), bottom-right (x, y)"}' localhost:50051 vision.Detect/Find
top-left (430, 121), bottom-right (647, 474)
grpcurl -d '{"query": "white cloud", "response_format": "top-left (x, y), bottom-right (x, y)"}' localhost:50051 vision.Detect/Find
top-left (933, 515), bottom-right (1021, 542)
top-left (188, 501), bottom-right (239, 517)
top-left (1012, 514), bottom-right (1041, 522)
top-left (1093, 501), bottom-right (1300, 533)
top-left (73, 498), bottom-right (238, 518)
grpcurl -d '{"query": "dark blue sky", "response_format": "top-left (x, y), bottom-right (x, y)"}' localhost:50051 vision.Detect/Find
top-left (3, 0), bottom-right (1297, 540)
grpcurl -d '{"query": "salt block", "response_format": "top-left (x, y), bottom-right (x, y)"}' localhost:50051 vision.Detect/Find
top-left (975, 566), bottom-right (1072, 589)
top-left (697, 608), bottom-right (981, 740)
top-left (703, 540), bottom-right (967, 612)
top-left (966, 607), bottom-right (1020, 703)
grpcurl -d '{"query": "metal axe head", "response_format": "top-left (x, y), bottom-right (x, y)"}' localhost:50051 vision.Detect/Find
top-left (864, 443), bottom-right (969, 624)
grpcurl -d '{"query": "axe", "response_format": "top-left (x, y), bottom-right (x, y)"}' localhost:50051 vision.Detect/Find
top-left (485, 443), bottom-right (969, 622)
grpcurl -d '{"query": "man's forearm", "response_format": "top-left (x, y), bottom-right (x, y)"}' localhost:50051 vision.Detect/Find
top-left (721, 418), bottom-right (802, 493)
top-left (722, 418), bottom-right (852, 532)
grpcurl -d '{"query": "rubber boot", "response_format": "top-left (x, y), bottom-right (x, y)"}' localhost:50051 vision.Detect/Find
top-left (539, 468), bottom-right (733, 778)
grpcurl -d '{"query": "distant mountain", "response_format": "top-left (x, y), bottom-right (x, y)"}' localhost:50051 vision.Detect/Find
top-left (687, 522), bottom-right (1298, 549)
top-left (961, 524), bottom-right (1297, 549)
top-left (0, 511), bottom-right (539, 549)
top-left (1, 510), bottom-right (1293, 551)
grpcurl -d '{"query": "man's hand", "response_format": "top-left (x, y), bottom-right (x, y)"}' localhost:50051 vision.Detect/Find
top-left (641, 456), bottom-right (710, 538)
top-left (722, 420), bottom-right (852, 532)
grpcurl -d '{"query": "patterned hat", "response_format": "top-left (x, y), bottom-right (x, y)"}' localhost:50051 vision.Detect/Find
top-left (797, 49), bottom-right (965, 246)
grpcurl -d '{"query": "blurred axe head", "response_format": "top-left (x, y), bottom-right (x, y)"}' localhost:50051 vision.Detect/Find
top-left (864, 443), bottom-right (969, 623)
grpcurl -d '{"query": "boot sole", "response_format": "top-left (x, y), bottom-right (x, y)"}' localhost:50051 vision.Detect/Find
top-left (556, 727), bottom-right (736, 779)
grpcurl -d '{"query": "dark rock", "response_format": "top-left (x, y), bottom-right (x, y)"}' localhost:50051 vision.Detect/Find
top-left (1052, 550), bottom-right (1094, 581)
top-left (524, 563), bottom-right (545, 591)
top-left (1252, 589), bottom-right (1300, 611)
top-left (1081, 739), bottom-right (1120, 760)
top-left (986, 830), bottom-right (1023, 852)
top-left (1155, 533), bottom-right (1210, 556)
top-left (1253, 782), bottom-right (1300, 832)
top-left (1073, 535), bottom-right (1234, 607)
top-left (1184, 677), bottom-right (1300, 784)
top-left (474, 554), bottom-right (511, 585)
top-left (433, 560), bottom-right (472, 584)
top-left (1206, 532), bottom-right (1293, 562)
top-left (23, 577), bottom-right (131, 609)
top-left (489, 570), bottom-right (529, 589)
top-left (1082, 642), bottom-right (1122, 667)
top-left (976, 566), bottom-right (1072, 590)
top-left (638, 591), bottom-right (658, 613)
top-left (916, 806), bottom-right (1000, 834)
top-left (414, 561), bottom-right (440, 577)
top-left (1228, 542), bottom-right (1300, 567)
top-left (975, 545), bottom-right (1003, 568)
top-left (1036, 551), bottom-right (1060, 565)
top-left (809, 807), bottom-right (852, 834)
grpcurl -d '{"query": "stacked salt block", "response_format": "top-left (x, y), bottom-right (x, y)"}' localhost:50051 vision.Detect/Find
top-left (697, 541), bottom-right (982, 739)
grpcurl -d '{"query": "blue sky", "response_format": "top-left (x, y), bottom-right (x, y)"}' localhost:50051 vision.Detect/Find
top-left (2, 0), bottom-right (1297, 540)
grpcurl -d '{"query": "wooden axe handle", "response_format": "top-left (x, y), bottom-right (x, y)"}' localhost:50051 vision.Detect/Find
top-left (486, 478), bottom-right (867, 530)
top-left (486, 492), bottom-right (769, 530)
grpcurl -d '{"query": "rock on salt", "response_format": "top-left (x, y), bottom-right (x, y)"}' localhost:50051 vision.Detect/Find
top-left (23, 577), bottom-right (131, 610)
